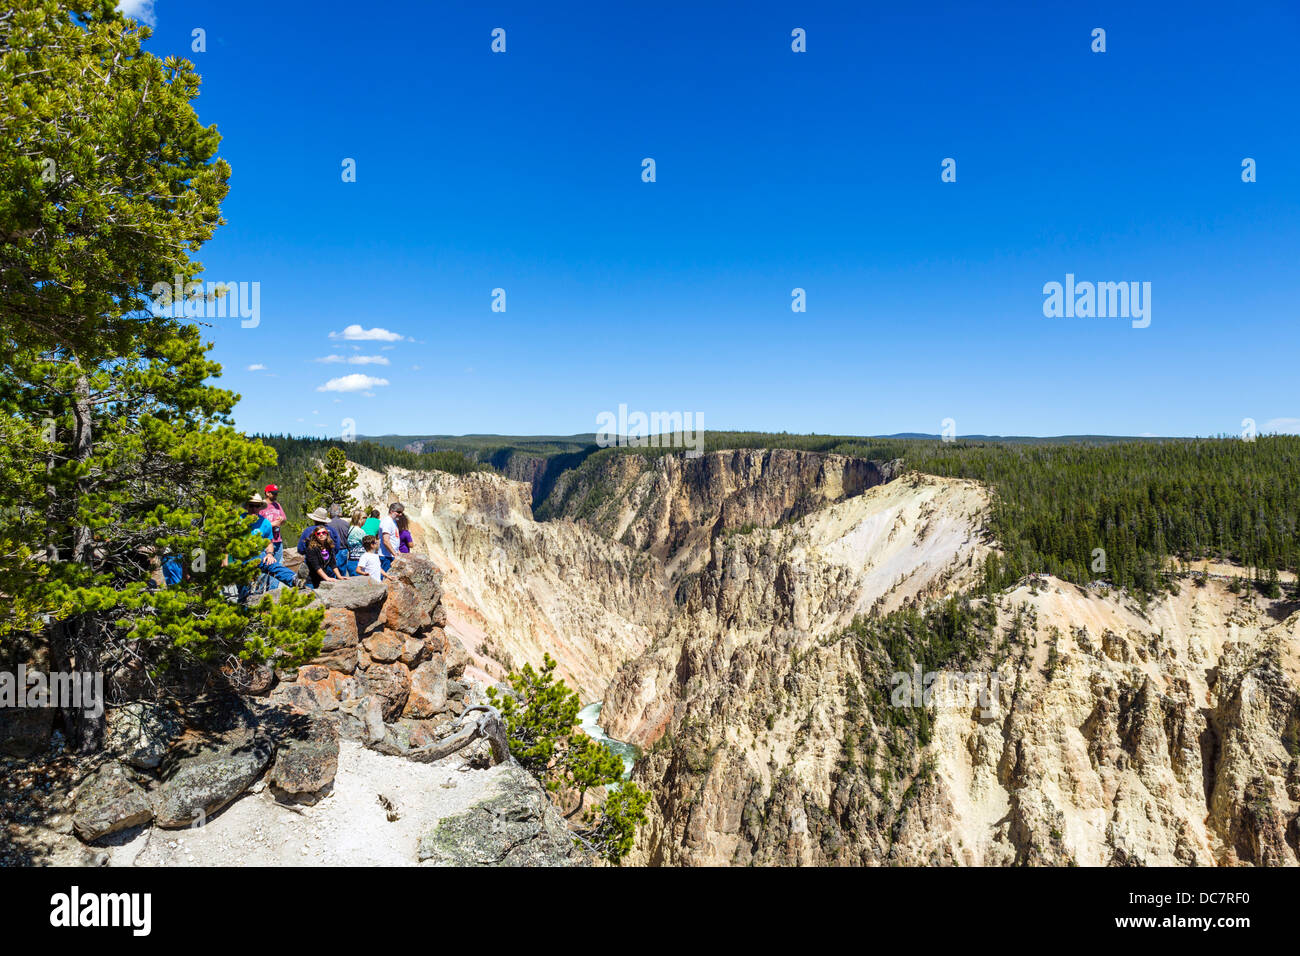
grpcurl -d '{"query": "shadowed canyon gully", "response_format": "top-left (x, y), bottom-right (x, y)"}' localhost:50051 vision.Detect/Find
top-left (355, 449), bottom-right (1300, 866)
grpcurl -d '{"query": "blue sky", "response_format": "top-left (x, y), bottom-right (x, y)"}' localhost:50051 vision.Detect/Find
top-left (125, 0), bottom-right (1299, 439)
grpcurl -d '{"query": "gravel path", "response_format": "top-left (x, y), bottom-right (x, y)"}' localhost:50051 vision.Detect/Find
top-left (102, 741), bottom-right (511, 867)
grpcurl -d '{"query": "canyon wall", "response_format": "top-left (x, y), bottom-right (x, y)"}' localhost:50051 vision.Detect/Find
top-left (354, 450), bottom-right (1300, 867)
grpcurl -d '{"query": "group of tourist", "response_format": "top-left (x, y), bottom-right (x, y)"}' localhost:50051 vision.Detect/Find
top-left (251, 485), bottom-right (414, 590)
top-left (291, 502), bottom-right (412, 587)
top-left (257, 489), bottom-right (410, 587)
top-left (158, 484), bottom-right (416, 596)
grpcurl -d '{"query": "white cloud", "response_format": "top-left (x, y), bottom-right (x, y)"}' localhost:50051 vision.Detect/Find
top-left (116, 1), bottom-right (156, 26)
top-left (316, 354), bottom-right (390, 365)
top-left (1263, 417), bottom-right (1300, 434)
top-left (328, 324), bottom-right (405, 342)
top-left (316, 374), bottom-right (389, 393)
top-left (247, 363), bottom-right (267, 371)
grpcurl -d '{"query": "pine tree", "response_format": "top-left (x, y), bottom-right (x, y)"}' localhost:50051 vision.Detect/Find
top-left (304, 447), bottom-right (360, 516)
top-left (0, 0), bottom-right (321, 749)
top-left (486, 655), bottom-right (649, 863)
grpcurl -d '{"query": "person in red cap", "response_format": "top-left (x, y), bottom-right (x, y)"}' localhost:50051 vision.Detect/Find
top-left (260, 483), bottom-right (287, 562)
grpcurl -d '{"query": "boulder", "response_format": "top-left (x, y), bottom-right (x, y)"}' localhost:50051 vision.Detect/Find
top-left (322, 607), bottom-right (359, 651)
top-left (424, 628), bottom-right (469, 679)
top-left (314, 576), bottom-right (387, 611)
top-left (105, 702), bottom-right (183, 770)
top-left (399, 636), bottom-right (428, 667)
top-left (377, 578), bottom-right (431, 634)
top-left (314, 607), bottom-right (360, 674)
top-left (386, 554), bottom-right (444, 614)
top-left (151, 733), bottom-right (275, 828)
top-left (333, 673), bottom-right (362, 702)
top-left (72, 763), bottom-right (154, 841)
top-left (294, 666), bottom-right (341, 712)
top-left (397, 716), bottom-right (455, 749)
top-left (269, 714), bottom-right (340, 799)
top-left (362, 630), bottom-right (404, 664)
top-left (417, 765), bottom-right (584, 866)
top-left (335, 695), bottom-right (385, 744)
top-left (430, 603), bottom-right (448, 629)
top-left (362, 661), bottom-right (411, 722)
top-left (403, 658), bottom-right (448, 719)
top-left (444, 635), bottom-right (470, 679)
top-left (271, 683), bottom-right (332, 715)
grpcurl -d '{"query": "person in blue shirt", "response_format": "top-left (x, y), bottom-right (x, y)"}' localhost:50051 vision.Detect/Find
top-left (161, 554), bottom-right (184, 586)
top-left (243, 493), bottom-right (298, 595)
top-left (296, 506), bottom-right (346, 555)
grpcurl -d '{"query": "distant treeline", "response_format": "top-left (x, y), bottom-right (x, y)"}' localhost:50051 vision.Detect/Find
top-left (903, 436), bottom-right (1300, 594)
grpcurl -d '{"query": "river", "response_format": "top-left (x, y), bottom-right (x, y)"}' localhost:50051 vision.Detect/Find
top-left (577, 701), bottom-right (639, 779)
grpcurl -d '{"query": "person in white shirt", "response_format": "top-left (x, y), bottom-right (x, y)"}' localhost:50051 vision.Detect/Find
top-left (357, 534), bottom-right (387, 584)
top-left (379, 502), bottom-right (403, 571)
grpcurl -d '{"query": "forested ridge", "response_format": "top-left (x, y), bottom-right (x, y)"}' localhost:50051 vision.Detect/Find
top-left (515, 433), bottom-right (1300, 595)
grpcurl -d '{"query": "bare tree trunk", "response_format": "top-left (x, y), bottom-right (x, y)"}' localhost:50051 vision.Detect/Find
top-left (51, 369), bottom-right (104, 752)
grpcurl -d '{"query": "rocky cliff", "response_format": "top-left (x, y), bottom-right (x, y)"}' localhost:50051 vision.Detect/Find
top-left (599, 471), bottom-right (991, 746)
top-left (4, 556), bottom-right (586, 867)
top-left (48, 445), bottom-right (1282, 869)
top-left (538, 448), bottom-right (902, 586)
top-left (403, 448), bottom-right (1300, 868)
top-left (619, 575), bottom-right (1300, 866)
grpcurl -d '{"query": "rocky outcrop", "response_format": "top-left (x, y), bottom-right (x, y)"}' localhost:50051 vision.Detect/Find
top-left (270, 554), bottom-right (514, 776)
top-left (71, 763), bottom-right (154, 841)
top-left (417, 766), bottom-right (588, 866)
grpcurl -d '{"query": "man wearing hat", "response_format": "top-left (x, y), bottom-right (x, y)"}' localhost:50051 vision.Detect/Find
top-left (296, 506), bottom-right (346, 555)
top-left (260, 483), bottom-right (287, 563)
